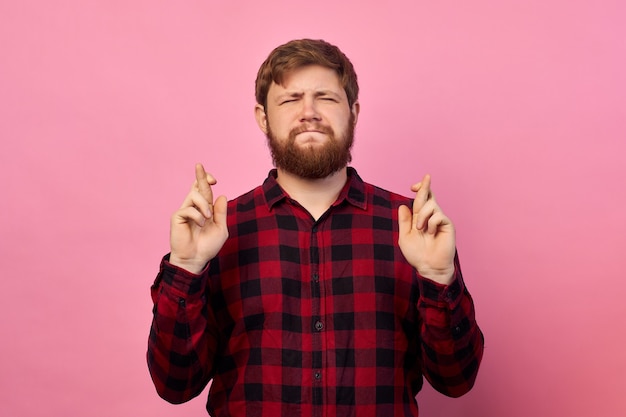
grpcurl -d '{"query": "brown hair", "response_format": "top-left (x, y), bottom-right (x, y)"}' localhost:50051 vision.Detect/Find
top-left (255, 39), bottom-right (359, 108)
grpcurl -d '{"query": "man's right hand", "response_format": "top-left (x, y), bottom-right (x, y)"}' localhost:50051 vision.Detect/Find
top-left (169, 163), bottom-right (229, 274)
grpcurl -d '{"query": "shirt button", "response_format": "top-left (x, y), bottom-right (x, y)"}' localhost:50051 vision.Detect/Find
top-left (314, 371), bottom-right (322, 380)
top-left (312, 273), bottom-right (319, 282)
top-left (178, 298), bottom-right (186, 307)
top-left (314, 320), bottom-right (324, 331)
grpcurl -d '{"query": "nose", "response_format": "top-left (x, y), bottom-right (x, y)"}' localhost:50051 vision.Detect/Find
top-left (299, 96), bottom-right (321, 122)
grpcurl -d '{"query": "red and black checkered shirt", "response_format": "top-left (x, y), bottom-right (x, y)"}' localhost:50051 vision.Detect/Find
top-left (148, 168), bottom-right (483, 417)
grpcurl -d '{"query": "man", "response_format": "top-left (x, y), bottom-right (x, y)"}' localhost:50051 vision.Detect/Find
top-left (148, 39), bottom-right (483, 417)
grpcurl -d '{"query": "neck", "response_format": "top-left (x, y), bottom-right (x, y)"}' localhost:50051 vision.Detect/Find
top-left (276, 167), bottom-right (348, 220)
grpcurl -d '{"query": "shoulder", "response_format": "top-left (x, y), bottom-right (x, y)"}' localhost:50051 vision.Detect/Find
top-left (348, 167), bottom-right (412, 210)
top-left (363, 181), bottom-right (413, 210)
top-left (227, 185), bottom-right (266, 213)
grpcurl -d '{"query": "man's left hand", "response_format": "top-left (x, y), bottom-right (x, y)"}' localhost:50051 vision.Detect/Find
top-left (398, 174), bottom-right (456, 285)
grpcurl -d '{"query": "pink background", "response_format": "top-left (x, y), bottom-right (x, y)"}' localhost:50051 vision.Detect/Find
top-left (1, 1), bottom-right (625, 416)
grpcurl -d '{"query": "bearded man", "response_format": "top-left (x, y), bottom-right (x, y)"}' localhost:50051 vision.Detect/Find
top-left (147, 38), bottom-right (484, 417)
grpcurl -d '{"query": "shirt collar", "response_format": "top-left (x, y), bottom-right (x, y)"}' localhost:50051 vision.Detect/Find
top-left (262, 167), bottom-right (368, 211)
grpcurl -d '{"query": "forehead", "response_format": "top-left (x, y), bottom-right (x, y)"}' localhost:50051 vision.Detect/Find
top-left (269, 65), bottom-right (344, 95)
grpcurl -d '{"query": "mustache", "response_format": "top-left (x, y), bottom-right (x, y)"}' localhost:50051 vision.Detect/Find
top-left (290, 123), bottom-right (334, 137)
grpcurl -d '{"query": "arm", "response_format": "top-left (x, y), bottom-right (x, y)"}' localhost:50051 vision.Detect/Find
top-left (416, 256), bottom-right (484, 397)
top-left (147, 164), bottom-right (229, 403)
top-left (398, 174), bottom-right (484, 396)
top-left (147, 258), bottom-right (219, 403)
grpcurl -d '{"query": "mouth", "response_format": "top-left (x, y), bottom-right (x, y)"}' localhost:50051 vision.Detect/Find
top-left (294, 125), bottom-right (332, 135)
top-left (294, 131), bottom-right (326, 144)
top-left (289, 124), bottom-right (334, 144)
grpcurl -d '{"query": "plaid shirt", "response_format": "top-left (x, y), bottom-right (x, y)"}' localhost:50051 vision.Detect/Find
top-left (148, 168), bottom-right (483, 417)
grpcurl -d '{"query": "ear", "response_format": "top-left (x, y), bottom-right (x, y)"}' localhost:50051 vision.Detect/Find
top-left (351, 101), bottom-right (360, 126)
top-left (255, 104), bottom-right (268, 134)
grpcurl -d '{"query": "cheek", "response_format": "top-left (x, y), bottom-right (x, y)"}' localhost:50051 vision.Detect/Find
top-left (266, 114), bottom-right (295, 138)
top-left (332, 112), bottom-right (353, 132)
top-left (267, 108), bottom-right (296, 127)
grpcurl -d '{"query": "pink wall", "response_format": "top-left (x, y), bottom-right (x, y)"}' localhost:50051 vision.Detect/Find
top-left (1, 1), bottom-right (625, 416)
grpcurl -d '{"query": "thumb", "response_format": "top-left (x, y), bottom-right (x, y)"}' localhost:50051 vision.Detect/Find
top-left (213, 195), bottom-right (229, 227)
top-left (398, 205), bottom-right (412, 236)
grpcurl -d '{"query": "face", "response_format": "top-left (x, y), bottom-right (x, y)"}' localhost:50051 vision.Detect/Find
top-left (255, 65), bottom-right (360, 179)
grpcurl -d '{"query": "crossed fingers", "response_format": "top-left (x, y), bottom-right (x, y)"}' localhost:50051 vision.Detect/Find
top-left (411, 174), bottom-right (448, 235)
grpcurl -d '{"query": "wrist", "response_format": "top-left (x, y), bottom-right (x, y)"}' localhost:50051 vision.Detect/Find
top-left (417, 267), bottom-right (455, 285)
top-left (168, 254), bottom-right (207, 275)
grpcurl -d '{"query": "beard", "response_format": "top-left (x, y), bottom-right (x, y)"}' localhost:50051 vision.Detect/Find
top-left (266, 114), bottom-right (355, 179)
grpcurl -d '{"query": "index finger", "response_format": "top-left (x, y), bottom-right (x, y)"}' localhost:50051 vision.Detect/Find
top-left (195, 163), bottom-right (216, 201)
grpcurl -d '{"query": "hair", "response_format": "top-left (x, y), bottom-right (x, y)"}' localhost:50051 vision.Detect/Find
top-left (255, 39), bottom-right (359, 109)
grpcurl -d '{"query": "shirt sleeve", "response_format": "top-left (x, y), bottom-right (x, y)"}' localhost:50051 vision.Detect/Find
top-left (147, 255), bottom-right (219, 404)
top-left (416, 254), bottom-right (484, 397)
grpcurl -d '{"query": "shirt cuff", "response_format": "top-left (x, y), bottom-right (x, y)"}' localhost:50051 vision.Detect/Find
top-left (417, 267), bottom-right (466, 310)
top-left (159, 254), bottom-right (209, 297)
